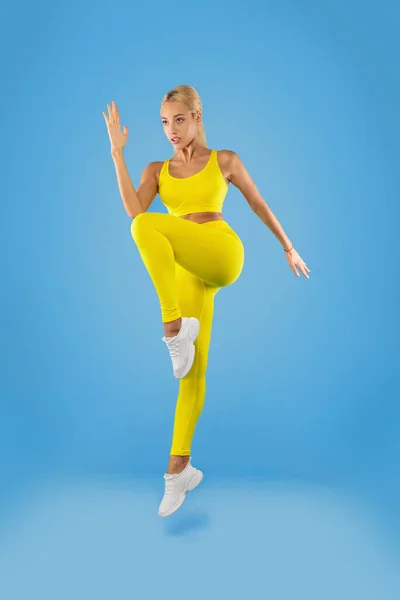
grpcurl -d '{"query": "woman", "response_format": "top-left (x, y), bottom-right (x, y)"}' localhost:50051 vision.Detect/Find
top-left (102, 85), bottom-right (310, 518)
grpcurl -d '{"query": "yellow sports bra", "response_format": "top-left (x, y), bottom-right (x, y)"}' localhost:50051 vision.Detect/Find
top-left (157, 149), bottom-right (228, 217)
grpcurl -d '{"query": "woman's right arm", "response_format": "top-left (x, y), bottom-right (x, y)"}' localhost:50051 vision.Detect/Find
top-left (102, 100), bottom-right (158, 218)
top-left (111, 148), bottom-right (159, 218)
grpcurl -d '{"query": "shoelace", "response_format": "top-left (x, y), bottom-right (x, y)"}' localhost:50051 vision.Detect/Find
top-left (165, 335), bottom-right (180, 358)
top-left (164, 476), bottom-right (177, 495)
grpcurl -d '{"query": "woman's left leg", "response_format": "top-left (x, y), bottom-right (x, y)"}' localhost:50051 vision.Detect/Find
top-left (168, 264), bottom-right (218, 472)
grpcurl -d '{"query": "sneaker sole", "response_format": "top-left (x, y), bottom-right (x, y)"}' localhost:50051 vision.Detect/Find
top-left (176, 318), bottom-right (200, 379)
top-left (158, 469), bottom-right (204, 518)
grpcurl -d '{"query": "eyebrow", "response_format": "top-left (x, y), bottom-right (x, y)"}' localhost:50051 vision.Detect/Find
top-left (161, 113), bottom-right (185, 119)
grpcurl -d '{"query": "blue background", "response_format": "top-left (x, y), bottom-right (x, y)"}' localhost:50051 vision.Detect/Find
top-left (1, 0), bottom-right (399, 597)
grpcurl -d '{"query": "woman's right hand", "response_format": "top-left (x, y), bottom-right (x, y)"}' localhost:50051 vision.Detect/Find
top-left (102, 100), bottom-right (129, 153)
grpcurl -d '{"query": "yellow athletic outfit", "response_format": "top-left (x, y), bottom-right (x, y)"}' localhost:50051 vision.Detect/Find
top-left (131, 149), bottom-right (244, 455)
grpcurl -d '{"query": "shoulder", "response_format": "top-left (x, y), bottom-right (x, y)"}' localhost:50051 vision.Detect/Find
top-left (147, 160), bottom-right (165, 171)
top-left (216, 149), bottom-right (240, 167)
top-left (141, 160), bottom-right (165, 180)
top-left (216, 149), bottom-right (242, 181)
top-left (216, 149), bottom-right (237, 160)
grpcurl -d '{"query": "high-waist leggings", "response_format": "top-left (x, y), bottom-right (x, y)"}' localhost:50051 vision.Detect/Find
top-left (130, 212), bottom-right (245, 456)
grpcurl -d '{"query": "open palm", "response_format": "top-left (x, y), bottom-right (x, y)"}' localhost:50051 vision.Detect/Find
top-left (102, 100), bottom-right (128, 151)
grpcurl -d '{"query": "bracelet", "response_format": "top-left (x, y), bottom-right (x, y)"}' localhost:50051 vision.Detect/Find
top-left (284, 245), bottom-right (293, 253)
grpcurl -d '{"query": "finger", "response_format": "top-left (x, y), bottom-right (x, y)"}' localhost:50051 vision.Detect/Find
top-left (291, 264), bottom-right (300, 277)
top-left (102, 111), bottom-right (109, 126)
top-left (296, 263), bottom-right (308, 277)
top-left (112, 100), bottom-right (120, 123)
top-left (107, 103), bottom-right (113, 121)
top-left (123, 125), bottom-right (128, 135)
top-left (298, 263), bottom-right (309, 278)
top-left (301, 260), bottom-right (311, 272)
top-left (112, 100), bottom-right (120, 120)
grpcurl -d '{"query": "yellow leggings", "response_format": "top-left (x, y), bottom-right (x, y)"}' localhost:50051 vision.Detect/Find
top-left (131, 212), bottom-right (244, 455)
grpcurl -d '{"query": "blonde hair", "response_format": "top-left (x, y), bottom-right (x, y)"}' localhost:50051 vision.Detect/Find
top-left (161, 85), bottom-right (207, 147)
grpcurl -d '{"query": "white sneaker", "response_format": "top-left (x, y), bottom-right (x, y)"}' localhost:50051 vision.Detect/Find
top-left (158, 458), bottom-right (204, 518)
top-left (162, 317), bottom-right (200, 379)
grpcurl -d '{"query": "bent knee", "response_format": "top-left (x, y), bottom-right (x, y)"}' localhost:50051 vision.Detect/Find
top-left (221, 255), bottom-right (244, 287)
top-left (217, 269), bottom-right (242, 288)
top-left (130, 211), bottom-right (153, 240)
top-left (131, 211), bottom-right (169, 239)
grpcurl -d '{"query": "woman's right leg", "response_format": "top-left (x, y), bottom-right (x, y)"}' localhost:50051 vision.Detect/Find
top-left (130, 213), bottom-right (244, 324)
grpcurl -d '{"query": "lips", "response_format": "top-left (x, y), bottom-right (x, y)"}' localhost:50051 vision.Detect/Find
top-left (171, 137), bottom-right (180, 144)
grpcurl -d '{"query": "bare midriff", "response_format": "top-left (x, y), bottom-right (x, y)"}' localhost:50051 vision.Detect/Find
top-left (179, 211), bottom-right (224, 224)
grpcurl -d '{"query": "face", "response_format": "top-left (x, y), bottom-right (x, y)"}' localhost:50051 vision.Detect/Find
top-left (160, 101), bottom-right (200, 149)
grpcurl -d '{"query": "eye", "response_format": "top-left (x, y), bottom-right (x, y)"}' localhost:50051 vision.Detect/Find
top-left (161, 117), bottom-right (184, 126)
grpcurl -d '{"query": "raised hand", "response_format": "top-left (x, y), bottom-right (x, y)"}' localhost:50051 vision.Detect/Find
top-left (286, 248), bottom-right (311, 278)
top-left (102, 100), bottom-right (128, 152)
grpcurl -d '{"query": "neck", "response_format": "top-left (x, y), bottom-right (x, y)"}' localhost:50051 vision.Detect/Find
top-left (174, 139), bottom-right (208, 163)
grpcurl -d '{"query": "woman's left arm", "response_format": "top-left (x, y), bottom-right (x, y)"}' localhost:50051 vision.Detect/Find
top-left (226, 150), bottom-right (311, 279)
